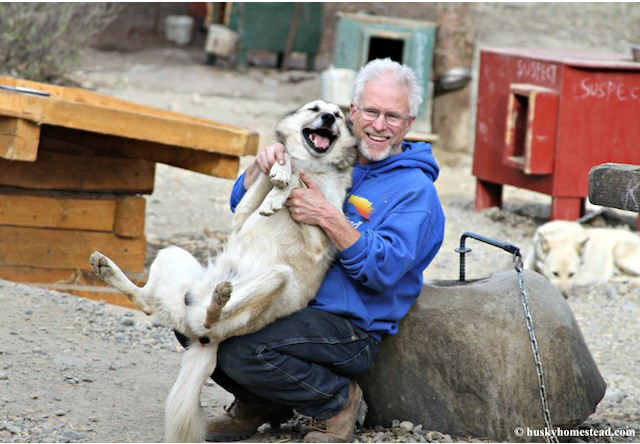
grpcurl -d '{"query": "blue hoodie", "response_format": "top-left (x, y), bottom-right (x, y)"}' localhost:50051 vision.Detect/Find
top-left (229, 141), bottom-right (445, 341)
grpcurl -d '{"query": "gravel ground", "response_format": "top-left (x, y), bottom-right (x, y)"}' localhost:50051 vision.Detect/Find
top-left (2, 3), bottom-right (640, 443)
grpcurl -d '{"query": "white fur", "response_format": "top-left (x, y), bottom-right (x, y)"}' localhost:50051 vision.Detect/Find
top-left (89, 100), bottom-right (356, 442)
top-left (525, 220), bottom-right (640, 297)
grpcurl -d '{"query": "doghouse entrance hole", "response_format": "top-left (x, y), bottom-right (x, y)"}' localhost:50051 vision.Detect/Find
top-left (508, 93), bottom-right (529, 165)
top-left (367, 36), bottom-right (404, 64)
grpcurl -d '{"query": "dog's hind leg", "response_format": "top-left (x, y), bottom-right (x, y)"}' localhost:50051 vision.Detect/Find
top-left (204, 281), bottom-right (233, 328)
top-left (212, 266), bottom-right (292, 338)
top-left (89, 251), bottom-right (153, 314)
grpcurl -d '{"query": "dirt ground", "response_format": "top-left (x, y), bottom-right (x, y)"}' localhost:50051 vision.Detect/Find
top-left (2, 3), bottom-right (640, 443)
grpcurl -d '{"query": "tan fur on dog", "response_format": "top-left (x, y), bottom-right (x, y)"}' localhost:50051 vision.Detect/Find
top-left (525, 220), bottom-right (640, 297)
top-left (89, 100), bottom-right (356, 442)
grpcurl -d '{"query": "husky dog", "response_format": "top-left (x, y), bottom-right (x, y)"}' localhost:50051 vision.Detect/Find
top-left (525, 220), bottom-right (640, 297)
top-left (89, 100), bottom-right (356, 442)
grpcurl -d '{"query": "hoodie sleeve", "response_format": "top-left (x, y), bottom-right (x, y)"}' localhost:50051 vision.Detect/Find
top-left (338, 183), bottom-right (444, 292)
top-left (229, 172), bottom-right (247, 213)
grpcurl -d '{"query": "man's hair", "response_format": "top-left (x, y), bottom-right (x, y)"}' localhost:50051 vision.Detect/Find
top-left (352, 58), bottom-right (423, 117)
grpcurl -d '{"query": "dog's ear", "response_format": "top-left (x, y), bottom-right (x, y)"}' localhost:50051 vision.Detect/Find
top-left (275, 129), bottom-right (287, 145)
top-left (576, 237), bottom-right (589, 257)
top-left (537, 231), bottom-right (550, 255)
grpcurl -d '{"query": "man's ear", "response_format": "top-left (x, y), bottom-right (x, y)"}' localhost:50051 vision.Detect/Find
top-left (403, 116), bottom-right (416, 134)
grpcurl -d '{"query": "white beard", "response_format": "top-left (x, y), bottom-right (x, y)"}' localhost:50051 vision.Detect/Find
top-left (358, 139), bottom-right (398, 162)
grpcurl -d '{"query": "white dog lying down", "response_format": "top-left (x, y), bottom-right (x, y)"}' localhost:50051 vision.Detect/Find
top-left (525, 220), bottom-right (640, 297)
top-left (89, 100), bottom-right (356, 442)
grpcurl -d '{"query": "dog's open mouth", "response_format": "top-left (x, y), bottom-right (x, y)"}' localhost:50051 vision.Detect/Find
top-left (303, 128), bottom-right (336, 155)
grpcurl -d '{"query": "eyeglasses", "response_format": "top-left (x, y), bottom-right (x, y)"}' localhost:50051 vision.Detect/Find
top-left (356, 107), bottom-right (411, 127)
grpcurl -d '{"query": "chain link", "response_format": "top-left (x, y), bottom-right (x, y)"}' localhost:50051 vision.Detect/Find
top-left (513, 252), bottom-right (559, 444)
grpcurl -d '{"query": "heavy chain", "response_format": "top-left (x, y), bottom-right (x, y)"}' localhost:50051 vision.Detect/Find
top-left (513, 251), bottom-right (559, 444)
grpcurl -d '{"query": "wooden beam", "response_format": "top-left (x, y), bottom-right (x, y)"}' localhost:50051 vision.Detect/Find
top-left (0, 117), bottom-right (40, 161)
top-left (0, 190), bottom-right (145, 237)
top-left (114, 196), bottom-right (146, 238)
top-left (588, 163), bottom-right (640, 213)
top-left (0, 88), bottom-right (259, 157)
top-left (0, 226), bottom-right (146, 272)
top-left (40, 126), bottom-right (241, 179)
top-left (0, 149), bottom-right (156, 193)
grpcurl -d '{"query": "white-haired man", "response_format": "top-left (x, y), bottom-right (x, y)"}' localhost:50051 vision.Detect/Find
top-left (197, 58), bottom-right (445, 442)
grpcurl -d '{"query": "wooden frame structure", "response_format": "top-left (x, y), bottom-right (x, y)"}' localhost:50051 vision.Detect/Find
top-left (0, 76), bottom-right (259, 308)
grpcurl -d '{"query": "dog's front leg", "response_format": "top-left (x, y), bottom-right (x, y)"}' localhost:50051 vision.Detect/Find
top-left (232, 173), bottom-right (274, 231)
top-left (259, 174), bottom-right (299, 217)
top-left (269, 152), bottom-right (292, 188)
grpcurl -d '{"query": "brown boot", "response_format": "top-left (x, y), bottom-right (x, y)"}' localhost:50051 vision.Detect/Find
top-left (205, 399), bottom-right (294, 442)
top-left (303, 380), bottom-right (367, 443)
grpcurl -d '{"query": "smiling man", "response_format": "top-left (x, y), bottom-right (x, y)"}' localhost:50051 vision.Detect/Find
top-left (202, 58), bottom-right (446, 443)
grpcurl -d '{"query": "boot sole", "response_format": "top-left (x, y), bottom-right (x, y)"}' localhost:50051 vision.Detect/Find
top-left (205, 408), bottom-right (294, 442)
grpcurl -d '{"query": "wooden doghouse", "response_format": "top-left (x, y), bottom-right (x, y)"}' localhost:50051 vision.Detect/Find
top-left (0, 76), bottom-right (259, 308)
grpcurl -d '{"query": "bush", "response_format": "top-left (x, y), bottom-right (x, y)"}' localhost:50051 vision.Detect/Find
top-left (0, 3), bottom-right (120, 83)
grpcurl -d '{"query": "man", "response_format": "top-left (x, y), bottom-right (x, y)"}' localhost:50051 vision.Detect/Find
top-left (206, 58), bottom-right (445, 442)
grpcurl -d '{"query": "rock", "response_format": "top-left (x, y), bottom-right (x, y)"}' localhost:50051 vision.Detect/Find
top-left (358, 270), bottom-right (606, 442)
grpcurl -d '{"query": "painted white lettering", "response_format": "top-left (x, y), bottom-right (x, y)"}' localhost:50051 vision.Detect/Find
top-left (516, 59), bottom-right (558, 84)
top-left (578, 77), bottom-right (640, 101)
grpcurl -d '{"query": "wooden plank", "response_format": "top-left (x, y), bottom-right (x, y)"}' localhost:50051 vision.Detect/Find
top-left (29, 283), bottom-right (142, 311)
top-left (1, 75), bottom-right (241, 128)
top-left (40, 125), bottom-right (241, 179)
top-left (0, 117), bottom-right (40, 161)
top-left (588, 163), bottom-right (640, 213)
top-left (0, 265), bottom-right (146, 287)
top-left (0, 149), bottom-right (156, 193)
top-left (0, 226), bottom-right (146, 272)
top-left (0, 88), bottom-right (259, 157)
top-left (0, 190), bottom-right (145, 237)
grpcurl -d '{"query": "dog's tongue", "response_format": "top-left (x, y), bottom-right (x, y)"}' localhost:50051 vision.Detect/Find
top-left (310, 132), bottom-right (330, 149)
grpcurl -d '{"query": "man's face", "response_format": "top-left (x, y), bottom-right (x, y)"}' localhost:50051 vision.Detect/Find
top-left (349, 74), bottom-right (415, 163)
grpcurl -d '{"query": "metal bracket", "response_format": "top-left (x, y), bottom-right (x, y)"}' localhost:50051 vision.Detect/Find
top-left (454, 231), bottom-right (520, 281)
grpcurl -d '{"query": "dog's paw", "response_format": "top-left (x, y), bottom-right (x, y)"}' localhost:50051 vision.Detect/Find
top-left (259, 198), bottom-right (283, 217)
top-left (214, 281), bottom-right (233, 305)
top-left (269, 166), bottom-right (290, 189)
top-left (89, 251), bottom-right (114, 281)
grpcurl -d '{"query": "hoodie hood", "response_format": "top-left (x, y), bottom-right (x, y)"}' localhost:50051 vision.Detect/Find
top-left (353, 141), bottom-right (439, 185)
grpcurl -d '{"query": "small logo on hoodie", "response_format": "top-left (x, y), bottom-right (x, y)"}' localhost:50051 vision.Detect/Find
top-left (347, 195), bottom-right (373, 221)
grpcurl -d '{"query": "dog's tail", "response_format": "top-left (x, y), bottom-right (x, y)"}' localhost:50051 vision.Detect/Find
top-left (164, 341), bottom-right (218, 443)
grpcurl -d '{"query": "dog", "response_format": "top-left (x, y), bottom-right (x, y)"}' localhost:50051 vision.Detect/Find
top-left (525, 220), bottom-right (640, 297)
top-left (89, 99), bottom-right (356, 442)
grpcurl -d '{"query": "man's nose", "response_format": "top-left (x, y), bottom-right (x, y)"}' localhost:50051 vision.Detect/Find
top-left (371, 113), bottom-right (387, 130)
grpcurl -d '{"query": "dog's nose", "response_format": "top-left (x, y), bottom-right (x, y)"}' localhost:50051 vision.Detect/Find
top-left (321, 113), bottom-right (336, 125)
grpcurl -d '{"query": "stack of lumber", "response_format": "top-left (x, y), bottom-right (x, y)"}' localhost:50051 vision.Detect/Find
top-left (0, 76), bottom-right (259, 308)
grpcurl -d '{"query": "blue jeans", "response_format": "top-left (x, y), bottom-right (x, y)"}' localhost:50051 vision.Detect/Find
top-left (177, 307), bottom-right (379, 420)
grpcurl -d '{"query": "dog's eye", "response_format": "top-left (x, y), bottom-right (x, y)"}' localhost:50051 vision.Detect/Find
top-left (308, 106), bottom-right (320, 112)
top-left (333, 112), bottom-right (343, 120)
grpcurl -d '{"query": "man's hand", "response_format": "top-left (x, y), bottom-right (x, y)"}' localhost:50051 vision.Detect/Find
top-left (243, 143), bottom-right (287, 189)
top-left (286, 171), bottom-right (361, 251)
